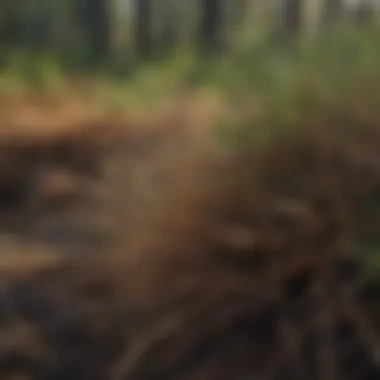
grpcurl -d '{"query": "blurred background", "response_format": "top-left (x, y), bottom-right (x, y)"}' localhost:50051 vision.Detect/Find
top-left (0, 0), bottom-right (378, 74)
top-left (0, 1), bottom-right (377, 56)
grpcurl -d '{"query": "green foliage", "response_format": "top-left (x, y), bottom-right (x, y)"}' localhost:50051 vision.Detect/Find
top-left (0, 52), bottom-right (65, 92)
top-left (1, 18), bottom-right (380, 112)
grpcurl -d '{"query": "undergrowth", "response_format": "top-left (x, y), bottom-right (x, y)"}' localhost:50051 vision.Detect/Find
top-left (1, 22), bottom-right (380, 266)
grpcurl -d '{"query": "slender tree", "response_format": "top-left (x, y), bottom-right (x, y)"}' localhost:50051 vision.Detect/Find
top-left (282, 0), bottom-right (302, 39)
top-left (226, 0), bottom-right (249, 46)
top-left (356, 0), bottom-right (374, 24)
top-left (135, 0), bottom-right (153, 59)
top-left (0, 0), bottom-right (22, 48)
top-left (21, 0), bottom-right (52, 52)
top-left (198, 0), bottom-right (224, 53)
top-left (323, 0), bottom-right (342, 25)
top-left (80, 0), bottom-right (110, 61)
top-left (160, 0), bottom-right (181, 53)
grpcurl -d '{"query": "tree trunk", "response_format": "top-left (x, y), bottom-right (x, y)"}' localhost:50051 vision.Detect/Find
top-left (0, 0), bottom-right (23, 48)
top-left (135, 0), bottom-right (153, 59)
top-left (323, 0), bottom-right (342, 25)
top-left (160, 0), bottom-right (181, 53)
top-left (21, 1), bottom-right (52, 52)
top-left (282, 0), bottom-right (302, 39)
top-left (82, 0), bottom-right (110, 61)
top-left (226, 0), bottom-right (249, 46)
top-left (356, 1), bottom-right (374, 24)
top-left (199, 0), bottom-right (223, 53)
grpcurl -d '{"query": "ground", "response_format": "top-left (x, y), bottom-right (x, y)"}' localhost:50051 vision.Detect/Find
top-left (0, 84), bottom-right (379, 379)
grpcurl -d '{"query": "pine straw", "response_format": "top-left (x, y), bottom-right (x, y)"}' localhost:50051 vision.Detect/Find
top-left (104, 94), bottom-right (380, 379)
top-left (0, 89), bottom-right (379, 379)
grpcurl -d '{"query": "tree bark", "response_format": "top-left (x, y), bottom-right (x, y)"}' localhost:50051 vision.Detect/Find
top-left (356, 1), bottom-right (374, 24)
top-left (135, 0), bottom-right (153, 59)
top-left (198, 0), bottom-right (223, 53)
top-left (282, 0), bottom-right (302, 39)
top-left (82, 0), bottom-right (110, 61)
top-left (0, 0), bottom-right (23, 48)
top-left (323, 0), bottom-right (342, 25)
top-left (160, 0), bottom-right (181, 53)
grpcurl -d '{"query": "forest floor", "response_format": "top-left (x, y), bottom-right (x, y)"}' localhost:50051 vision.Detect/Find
top-left (1, 25), bottom-right (380, 378)
top-left (0, 87), bottom-right (229, 255)
top-left (0, 72), bottom-right (379, 379)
